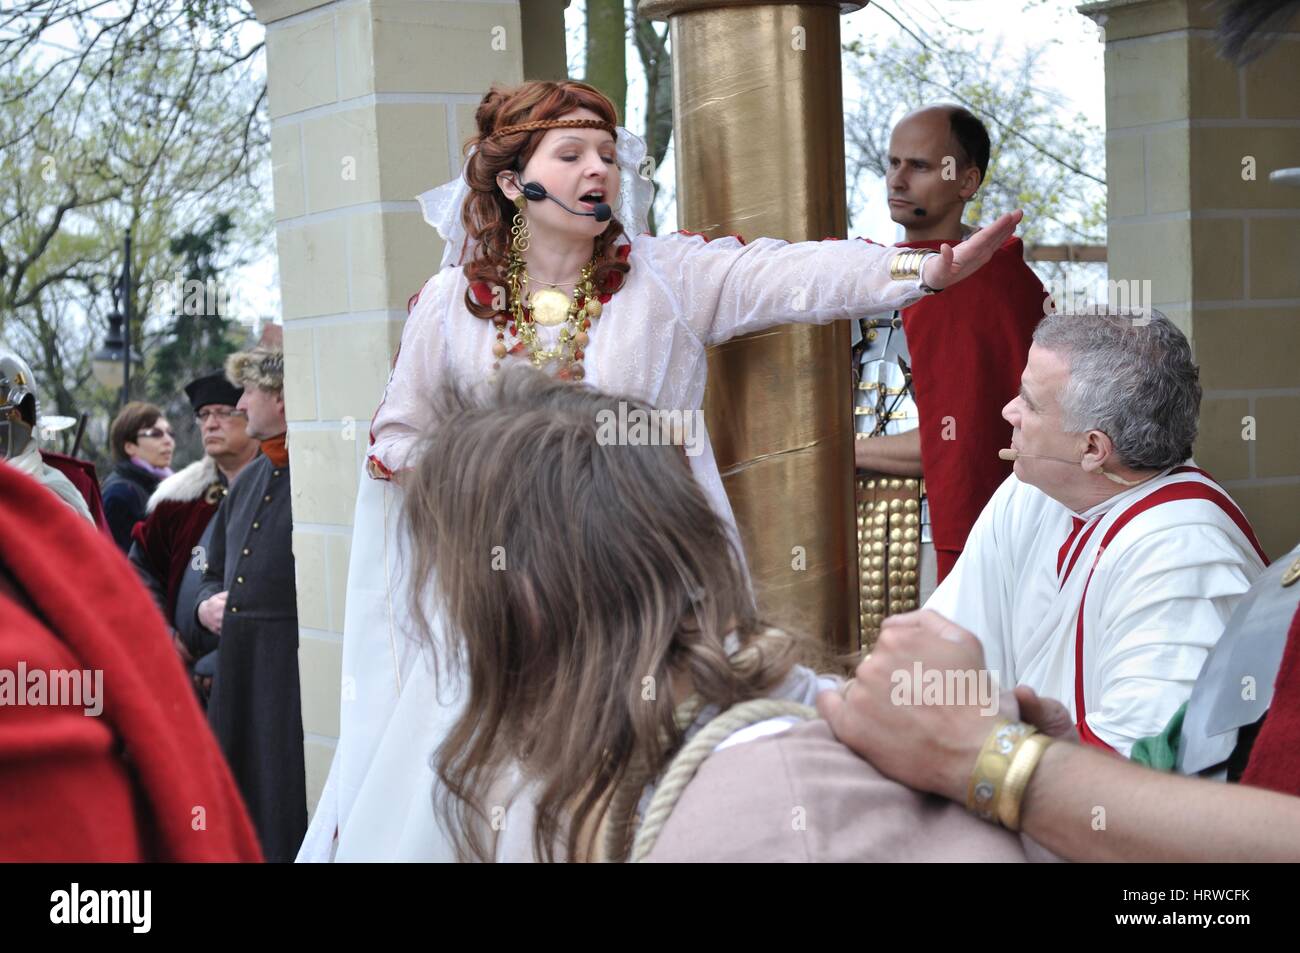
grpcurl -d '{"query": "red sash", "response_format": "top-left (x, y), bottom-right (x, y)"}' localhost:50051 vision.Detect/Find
top-left (1072, 468), bottom-right (1268, 750)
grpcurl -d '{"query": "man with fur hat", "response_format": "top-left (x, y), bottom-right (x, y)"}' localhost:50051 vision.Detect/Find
top-left (194, 340), bottom-right (306, 862)
top-left (127, 370), bottom-right (259, 690)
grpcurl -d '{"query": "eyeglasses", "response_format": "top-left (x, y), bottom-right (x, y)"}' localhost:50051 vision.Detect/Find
top-left (195, 408), bottom-right (246, 423)
top-left (136, 427), bottom-right (175, 440)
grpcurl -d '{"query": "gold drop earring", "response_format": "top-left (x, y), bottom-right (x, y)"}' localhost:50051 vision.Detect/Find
top-left (511, 193), bottom-right (531, 254)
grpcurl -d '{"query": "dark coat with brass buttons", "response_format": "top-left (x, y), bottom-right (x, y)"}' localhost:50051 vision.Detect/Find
top-left (195, 452), bottom-right (306, 862)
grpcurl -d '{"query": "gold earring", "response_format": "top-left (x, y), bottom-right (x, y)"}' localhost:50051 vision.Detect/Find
top-left (513, 193), bottom-right (526, 211)
top-left (511, 207), bottom-right (531, 254)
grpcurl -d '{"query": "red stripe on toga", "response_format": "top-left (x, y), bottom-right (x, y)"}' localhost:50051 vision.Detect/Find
top-left (1057, 516), bottom-right (1086, 577)
top-left (1072, 478), bottom-right (1268, 750)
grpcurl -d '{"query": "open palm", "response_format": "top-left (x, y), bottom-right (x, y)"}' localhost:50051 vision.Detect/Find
top-left (921, 209), bottom-right (1024, 290)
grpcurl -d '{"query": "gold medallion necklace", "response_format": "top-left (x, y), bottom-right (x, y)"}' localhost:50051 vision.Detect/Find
top-left (495, 251), bottom-right (603, 380)
top-left (524, 269), bottom-right (580, 328)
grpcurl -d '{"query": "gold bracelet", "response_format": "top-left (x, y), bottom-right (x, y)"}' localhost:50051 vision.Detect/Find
top-left (888, 248), bottom-right (938, 282)
top-left (996, 732), bottom-right (1054, 832)
top-left (965, 720), bottom-right (1036, 822)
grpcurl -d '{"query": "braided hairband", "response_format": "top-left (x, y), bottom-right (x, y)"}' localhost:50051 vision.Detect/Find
top-left (486, 118), bottom-right (616, 141)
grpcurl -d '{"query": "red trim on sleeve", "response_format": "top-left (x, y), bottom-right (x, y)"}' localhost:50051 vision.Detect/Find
top-left (673, 229), bottom-right (747, 245)
top-left (818, 236), bottom-right (884, 245)
top-left (365, 454), bottom-right (394, 481)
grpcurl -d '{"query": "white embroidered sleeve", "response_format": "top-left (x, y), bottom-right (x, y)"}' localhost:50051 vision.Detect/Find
top-left (367, 270), bottom-right (451, 478)
top-left (640, 231), bottom-right (927, 347)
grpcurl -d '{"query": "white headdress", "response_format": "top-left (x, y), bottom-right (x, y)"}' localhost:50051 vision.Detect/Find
top-left (417, 126), bottom-right (655, 271)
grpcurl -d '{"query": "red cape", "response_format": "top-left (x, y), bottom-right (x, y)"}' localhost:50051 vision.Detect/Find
top-left (0, 464), bottom-right (261, 861)
top-left (40, 449), bottom-right (110, 536)
top-left (1242, 601), bottom-right (1300, 797)
top-left (132, 494), bottom-right (220, 621)
top-left (899, 235), bottom-right (1048, 580)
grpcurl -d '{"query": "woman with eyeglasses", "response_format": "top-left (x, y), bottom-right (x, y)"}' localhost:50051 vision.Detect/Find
top-left (101, 401), bottom-right (175, 552)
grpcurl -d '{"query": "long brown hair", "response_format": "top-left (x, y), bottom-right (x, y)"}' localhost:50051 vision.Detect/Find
top-left (403, 368), bottom-right (812, 862)
top-left (460, 81), bottom-right (631, 319)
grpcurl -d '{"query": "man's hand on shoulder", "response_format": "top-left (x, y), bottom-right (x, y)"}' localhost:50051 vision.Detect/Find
top-left (817, 609), bottom-right (1006, 803)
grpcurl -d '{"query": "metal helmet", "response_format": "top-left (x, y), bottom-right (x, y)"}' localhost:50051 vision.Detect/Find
top-left (0, 347), bottom-right (39, 460)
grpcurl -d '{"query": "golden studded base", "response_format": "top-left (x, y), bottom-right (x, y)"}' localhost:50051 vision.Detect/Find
top-left (856, 475), bottom-right (924, 652)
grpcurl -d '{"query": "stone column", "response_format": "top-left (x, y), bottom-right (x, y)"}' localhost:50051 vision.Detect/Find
top-left (640, 0), bottom-right (866, 653)
top-left (250, 0), bottom-right (560, 814)
top-left (1081, 0), bottom-right (1300, 559)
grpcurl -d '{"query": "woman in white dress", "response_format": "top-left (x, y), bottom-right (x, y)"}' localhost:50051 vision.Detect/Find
top-left (298, 80), bottom-right (1021, 861)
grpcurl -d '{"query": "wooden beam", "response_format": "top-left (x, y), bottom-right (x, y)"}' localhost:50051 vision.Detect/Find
top-left (1024, 244), bottom-right (1108, 263)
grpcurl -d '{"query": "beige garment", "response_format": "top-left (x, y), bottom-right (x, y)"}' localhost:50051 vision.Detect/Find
top-left (643, 719), bottom-right (1037, 863)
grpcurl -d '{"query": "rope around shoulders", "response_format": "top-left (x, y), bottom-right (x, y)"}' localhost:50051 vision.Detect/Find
top-left (629, 698), bottom-right (817, 862)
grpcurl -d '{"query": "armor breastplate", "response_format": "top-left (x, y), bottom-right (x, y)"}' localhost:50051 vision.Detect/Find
top-left (853, 314), bottom-right (918, 437)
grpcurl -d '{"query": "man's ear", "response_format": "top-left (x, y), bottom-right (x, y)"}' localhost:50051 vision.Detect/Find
top-left (1079, 429), bottom-right (1115, 474)
top-left (959, 166), bottom-right (982, 201)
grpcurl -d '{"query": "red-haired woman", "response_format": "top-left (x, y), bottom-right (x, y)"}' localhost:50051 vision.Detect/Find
top-left (299, 80), bottom-right (1021, 861)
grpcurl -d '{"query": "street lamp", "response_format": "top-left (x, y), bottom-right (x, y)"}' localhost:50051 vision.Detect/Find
top-left (91, 230), bottom-right (136, 405)
top-left (91, 310), bottom-right (130, 391)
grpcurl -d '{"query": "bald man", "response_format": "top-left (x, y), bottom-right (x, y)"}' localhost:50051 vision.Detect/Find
top-left (854, 105), bottom-right (1047, 645)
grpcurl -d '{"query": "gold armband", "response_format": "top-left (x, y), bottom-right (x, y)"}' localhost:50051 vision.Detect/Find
top-left (966, 720), bottom-right (1054, 831)
top-left (997, 732), bottom-right (1054, 832)
top-left (887, 248), bottom-right (939, 285)
top-left (965, 720), bottom-right (1035, 823)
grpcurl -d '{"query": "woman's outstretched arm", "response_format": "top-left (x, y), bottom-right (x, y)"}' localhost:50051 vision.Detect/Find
top-left (648, 211), bottom-right (1021, 347)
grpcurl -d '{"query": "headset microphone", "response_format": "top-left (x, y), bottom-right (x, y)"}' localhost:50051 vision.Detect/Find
top-left (520, 180), bottom-right (612, 223)
top-left (998, 448), bottom-right (1077, 465)
top-left (998, 448), bottom-right (1147, 486)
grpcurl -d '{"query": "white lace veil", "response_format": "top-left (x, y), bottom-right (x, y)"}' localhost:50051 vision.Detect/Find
top-left (417, 125), bottom-right (655, 270)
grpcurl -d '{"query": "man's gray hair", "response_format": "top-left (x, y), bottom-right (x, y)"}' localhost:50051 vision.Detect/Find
top-left (1032, 310), bottom-right (1200, 470)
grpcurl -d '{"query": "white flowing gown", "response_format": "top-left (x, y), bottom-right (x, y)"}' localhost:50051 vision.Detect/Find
top-left (298, 231), bottom-right (929, 861)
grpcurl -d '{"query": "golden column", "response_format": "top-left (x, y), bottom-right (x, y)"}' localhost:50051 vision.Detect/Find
top-left (639, 0), bottom-right (866, 654)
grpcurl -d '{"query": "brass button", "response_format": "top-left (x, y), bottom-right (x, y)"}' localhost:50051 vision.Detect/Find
top-left (229, 606), bottom-right (239, 613)
top-left (1283, 557), bottom-right (1300, 588)
top-left (236, 576), bottom-right (245, 585)
top-left (252, 521), bottom-right (260, 530)
top-left (263, 495), bottom-right (271, 502)
top-left (273, 470), bottom-right (281, 477)
top-left (242, 547), bottom-right (251, 556)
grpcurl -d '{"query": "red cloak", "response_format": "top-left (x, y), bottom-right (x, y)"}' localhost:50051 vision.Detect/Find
top-left (1242, 601), bottom-right (1300, 798)
top-left (0, 464), bottom-right (262, 861)
top-left (130, 457), bottom-right (224, 621)
top-left (899, 236), bottom-right (1048, 580)
top-left (40, 449), bottom-right (110, 535)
